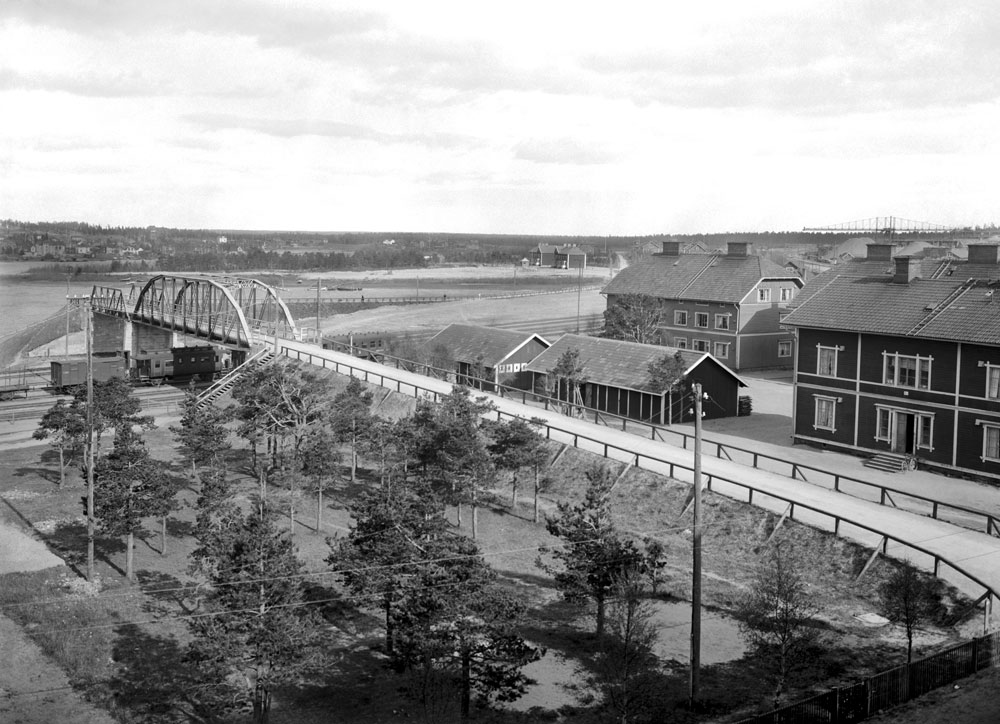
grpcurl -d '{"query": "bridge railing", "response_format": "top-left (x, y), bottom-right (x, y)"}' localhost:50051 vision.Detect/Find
top-left (279, 342), bottom-right (998, 615)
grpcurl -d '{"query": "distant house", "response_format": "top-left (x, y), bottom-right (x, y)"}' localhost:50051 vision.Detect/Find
top-left (524, 333), bottom-right (746, 424)
top-left (602, 240), bottom-right (804, 370)
top-left (781, 243), bottom-right (1000, 481)
top-left (529, 244), bottom-right (558, 267)
top-left (422, 324), bottom-right (550, 391)
top-left (554, 245), bottom-right (587, 270)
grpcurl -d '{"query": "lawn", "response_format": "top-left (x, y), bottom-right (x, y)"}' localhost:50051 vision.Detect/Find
top-left (0, 369), bottom-right (979, 723)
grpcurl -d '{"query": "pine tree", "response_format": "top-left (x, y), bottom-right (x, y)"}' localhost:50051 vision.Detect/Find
top-left (329, 376), bottom-right (374, 482)
top-left (170, 384), bottom-right (231, 479)
top-left (487, 416), bottom-right (547, 511)
top-left (188, 499), bottom-right (321, 723)
top-left (33, 399), bottom-right (86, 488)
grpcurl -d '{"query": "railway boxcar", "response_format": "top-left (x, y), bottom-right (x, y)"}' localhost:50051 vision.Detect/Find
top-left (171, 344), bottom-right (222, 380)
top-left (50, 355), bottom-right (126, 391)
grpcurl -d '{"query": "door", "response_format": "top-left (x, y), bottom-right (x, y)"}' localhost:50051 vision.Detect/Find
top-left (892, 412), bottom-right (914, 454)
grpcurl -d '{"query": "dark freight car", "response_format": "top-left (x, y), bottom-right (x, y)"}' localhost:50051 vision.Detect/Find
top-left (171, 345), bottom-right (218, 380)
top-left (50, 355), bottom-right (126, 391)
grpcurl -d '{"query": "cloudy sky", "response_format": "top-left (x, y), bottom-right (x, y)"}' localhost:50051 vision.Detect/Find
top-left (1, 1), bottom-right (997, 235)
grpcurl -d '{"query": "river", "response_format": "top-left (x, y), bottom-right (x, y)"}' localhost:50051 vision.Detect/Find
top-left (0, 261), bottom-right (112, 338)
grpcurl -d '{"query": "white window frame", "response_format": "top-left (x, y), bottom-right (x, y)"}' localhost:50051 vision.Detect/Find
top-left (674, 310), bottom-right (688, 326)
top-left (875, 407), bottom-right (891, 442)
top-left (916, 414), bottom-right (934, 451)
top-left (715, 313), bottom-right (730, 330)
top-left (758, 288), bottom-right (771, 303)
top-left (816, 344), bottom-right (841, 377)
top-left (695, 312), bottom-right (709, 328)
top-left (982, 362), bottom-right (1000, 400)
top-left (692, 339), bottom-right (709, 352)
top-left (778, 340), bottom-right (793, 358)
top-left (876, 405), bottom-right (935, 451)
top-left (713, 342), bottom-right (730, 359)
top-left (883, 352), bottom-right (933, 390)
top-left (813, 395), bottom-right (838, 432)
top-left (674, 337), bottom-right (688, 349)
top-left (780, 287), bottom-right (793, 302)
top-left (981, 421), bottom-right (1000, 462)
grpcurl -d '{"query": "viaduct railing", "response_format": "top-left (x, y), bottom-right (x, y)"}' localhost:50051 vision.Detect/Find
top-left (280, 343), bottom-right (999, 620)
top-left (314, 340), bottom-right (1000, 541)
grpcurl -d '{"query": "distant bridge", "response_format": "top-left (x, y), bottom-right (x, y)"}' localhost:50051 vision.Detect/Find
top-left (90, 275), bottom-right (299, 349)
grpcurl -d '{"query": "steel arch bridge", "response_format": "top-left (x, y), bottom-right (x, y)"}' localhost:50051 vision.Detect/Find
top-left (90, 275), bottom-right (299, 348)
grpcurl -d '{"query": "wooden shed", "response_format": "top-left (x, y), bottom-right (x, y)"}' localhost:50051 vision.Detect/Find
top-left (422, 324), bottom-right (551, 391)
top-left (524, 334), bottom-right (746, 424)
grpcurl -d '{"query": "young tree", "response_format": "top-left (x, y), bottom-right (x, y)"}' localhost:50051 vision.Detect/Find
top-left (549, 348), bottom-right (584, 415)
top-left (188, 499), bottom-right (321, 724)
top-left (393, 535), bottom-right (541, 720)
top-left (170, 384), bottom-right (231, 479)
top-left (879, 564), bottom-right (943, 664)
top-left (539, 465), bottom-right (652, 637)
top-left (487, 416), bottom-right (547, 510)
top-left (333, 484), bottom-right (446, 655)
top-left (33, 400), bottom-right (86, 488)
top-left (359, 417), bottom-right (409, 489)
top-left (593, 572), bottom-right (663, 724)
top-left (735, 543), bottom-right (821, 708)
top-left (73, 376), bottom-right (155, 452)
top-left (603, 293), bottom-right (662, 344)
top-left (330, 376), bottom-right (374, 482)
top-left (299, 425), bottom-right (340, 534)
top-left (92, 426), bottom-right (178, 579)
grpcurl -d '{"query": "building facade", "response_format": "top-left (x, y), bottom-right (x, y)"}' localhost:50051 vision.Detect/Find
top-left (602, 241), bottom-right (803, 370)
top-left (782, 246), bottom-right (1000, 481)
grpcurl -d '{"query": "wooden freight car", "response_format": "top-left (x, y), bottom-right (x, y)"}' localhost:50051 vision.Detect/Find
top-left (170, 345), bottom-right (225, 381)
top-left (50, 355), bottom-right (126, 391)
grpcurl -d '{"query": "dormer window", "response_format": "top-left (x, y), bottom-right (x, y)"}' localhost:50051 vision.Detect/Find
top-left (758, 288), bottom-right (771, 303)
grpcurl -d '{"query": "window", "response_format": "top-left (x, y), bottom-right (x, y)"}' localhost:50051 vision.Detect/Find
top-left (917, 415), bottom-right (933, 450)
top-left (814, 396), bottom-right (837, 432)
top-left (876, 408), bottom-right (891, 442)
top-left (778, 340), bottom-right (793, 357)
top-left (695, 312), bottom-right (709, 328)
top-left (883, 352), bottom-right (932, 390)
top-left (692, 339), bottom-right (709, 352)
top-left (983, 424), bottom-right (1000, 462)
top-left (758, 288), bottom-right (771, 303)
top-left (715, 314), bottom-right (730, 330)
top-left (816, 345), bottom-right (839, 377)
top-left (713, 342), bottom-right (730, 358)
top-left (985, 363), bottom-right (1000, 399)
top-left (780, 287), bottom-right (794, 302)
top-left (674, 337), bottom-right (688, 349)
top-left (674, 310), bottom-right (688, 326)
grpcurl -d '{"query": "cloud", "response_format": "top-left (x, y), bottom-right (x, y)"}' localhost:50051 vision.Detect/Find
top-left (513, 138), bottom-right (618, 166)
top-left (0, 67), bottom-right (169, 97)
top-left (183, 112), bottom-right (477, 150)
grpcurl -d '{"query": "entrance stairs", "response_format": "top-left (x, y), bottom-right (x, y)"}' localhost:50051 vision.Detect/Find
top-left (864, 452), bottom-right (911, 473)
top-left (197, 347), bottom-right (274, 409)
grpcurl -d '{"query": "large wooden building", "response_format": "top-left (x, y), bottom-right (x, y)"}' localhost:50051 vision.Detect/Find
top-left (781, 244), bottom-right (1000, 481)
top-left (422, 324), bottom-right (550, 391)
top-left (602, 241), bottom-right (803, 370)
top-left (524, 333), bottom-right (746, 424)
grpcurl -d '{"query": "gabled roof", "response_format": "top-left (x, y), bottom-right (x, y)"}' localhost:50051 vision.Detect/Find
top-left (557, 245), bottom-right (586, 255)
top-left (423, 324), bottom-right (549, 366)
top-left (533, 243), bottom-right (558, 253)
top-left (601, 252), bottom-right (800, 303)
top-left (780, 276), bottom-right (1000, 344)
top-left (523, 334), bottom-right (746, 394)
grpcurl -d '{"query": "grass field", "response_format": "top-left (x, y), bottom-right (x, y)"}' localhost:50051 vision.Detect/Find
top-left (0, 362), bottom-right (977, 724)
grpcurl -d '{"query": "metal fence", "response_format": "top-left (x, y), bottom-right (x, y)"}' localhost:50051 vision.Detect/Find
top-left (734, 630), bottom-right (1000, 723)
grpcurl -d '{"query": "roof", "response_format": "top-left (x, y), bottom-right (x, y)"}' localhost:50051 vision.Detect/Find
top-left (601, 252), bottom-right (800, 303)
top-left (423, 324), bottom-right (549, 366)
top-left (557, 245), bottom-right (586, 255)
top-left (523, 334), bottom-right (746, 394)
top-left (781, 275), bottom-right (1000, 345)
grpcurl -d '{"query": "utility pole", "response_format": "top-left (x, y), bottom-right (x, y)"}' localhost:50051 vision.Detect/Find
top-left (689, 382), bottom-right (704, 709)
top-left (315, 280), bottom-right (321, 345)
top-left (575, 264), bottom-right (582, 334)
top-left (65, 273), bottom-right (71, 360)
top-left (85, 301), bottom-right (96, 583)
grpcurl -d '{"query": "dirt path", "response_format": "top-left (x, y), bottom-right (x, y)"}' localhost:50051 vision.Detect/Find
top-left (0, 520), bottom-right (114, 723)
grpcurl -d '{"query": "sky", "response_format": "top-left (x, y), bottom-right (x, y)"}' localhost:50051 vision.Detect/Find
top-left (1, 0), bottom-right (997, 235)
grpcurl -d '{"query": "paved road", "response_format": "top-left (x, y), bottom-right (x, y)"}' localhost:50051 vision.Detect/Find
top-left (279, 338), bottom-right (1000, 607)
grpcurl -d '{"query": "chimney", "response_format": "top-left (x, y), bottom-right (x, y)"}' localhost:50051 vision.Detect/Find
top-left (867, 243), bottom-right (894, 261)
top-left (968, 244), bottom-right (999, 265)
top-left (893, 256), bottom-right (921, 284)
top-left (661, 240), bottom-right (681, 256)
top-left (727, 241), bottom-right (750, 258)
